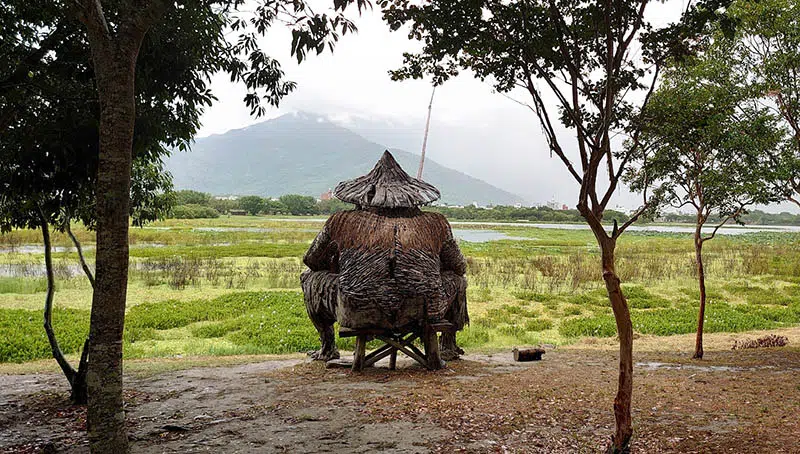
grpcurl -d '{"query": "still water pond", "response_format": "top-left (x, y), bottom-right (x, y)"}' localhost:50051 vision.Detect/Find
top-left (193, 227), bottom-right (319, 233)
top-left (452, 229), bottom-right (529, 242)
top-left (449, 222), bottom-right (800, 235)
top-left (265, 218), bottom-right (800, 235)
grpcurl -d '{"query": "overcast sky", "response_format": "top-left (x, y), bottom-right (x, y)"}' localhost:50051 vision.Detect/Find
top-left (196, 3), bottom-right (799, 214)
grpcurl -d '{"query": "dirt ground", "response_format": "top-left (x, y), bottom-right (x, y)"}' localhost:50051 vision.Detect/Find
top-left (1, 328), bottom-right (799, 453)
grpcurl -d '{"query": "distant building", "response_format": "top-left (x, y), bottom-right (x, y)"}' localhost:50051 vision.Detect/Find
top-left (229, 209), bottom-right (247, 216)
top-left (561, 204), bottom-right (569, 211)
top-left (320, 189), bottom-right (333, 201)
top-left (214, 195), bottom-right (239, 201)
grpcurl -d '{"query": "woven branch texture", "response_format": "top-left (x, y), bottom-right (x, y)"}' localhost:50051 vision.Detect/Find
top-left (302, 207), bottom-right (467, 329)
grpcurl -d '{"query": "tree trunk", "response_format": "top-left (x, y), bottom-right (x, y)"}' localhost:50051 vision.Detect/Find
top-left (39, 213), bottom-right (77, 382)
top-left (84, 38), bottom-right (141, 453)
top-left (72, 338), bottom-right (90, 404)
top-left (693, 224), bottom-right (706, 360)
top-left (66, 219), bottom-right (92, 404)
top-left (598, 235), bottom-right (633, 454)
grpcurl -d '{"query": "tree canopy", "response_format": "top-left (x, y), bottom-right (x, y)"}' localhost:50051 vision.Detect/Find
top-left (175, 190), bottom-right (213, 207)
top-left (238, 195), bottom-right (267, 215)
top-left (724, 0), bottom-right (800, 207)
top-left (279, 194), bottom-right (317, 215)
top-left (629, 43), bottom-right (784, 223)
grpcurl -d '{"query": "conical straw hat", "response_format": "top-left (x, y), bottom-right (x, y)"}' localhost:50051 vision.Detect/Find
top-left (334, 150), bottom-right (440, 208)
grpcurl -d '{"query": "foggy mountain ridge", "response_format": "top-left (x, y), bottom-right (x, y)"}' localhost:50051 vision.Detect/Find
top-left (168, 112), bottom-right (527, 206)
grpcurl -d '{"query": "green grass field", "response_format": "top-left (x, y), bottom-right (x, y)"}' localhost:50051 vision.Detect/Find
top-left (2, 216), bottom-right (799, 364)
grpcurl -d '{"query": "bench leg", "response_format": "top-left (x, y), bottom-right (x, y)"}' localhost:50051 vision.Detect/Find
top-left (352, 335), bottom-right (366, 372)
top-left (389, 348), bottom-right (397, 370)
top-left (423, 325), bottom-right (443, 370)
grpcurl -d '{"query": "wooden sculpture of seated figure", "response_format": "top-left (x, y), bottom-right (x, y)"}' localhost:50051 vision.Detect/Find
top-left (300, 151), bottom-right (469, 364)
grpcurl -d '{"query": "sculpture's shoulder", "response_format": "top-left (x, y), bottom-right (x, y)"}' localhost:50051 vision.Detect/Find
top-left (416, 211), bottom-right (452, 234)
top-left (325, 209), bottom-right (362, 233)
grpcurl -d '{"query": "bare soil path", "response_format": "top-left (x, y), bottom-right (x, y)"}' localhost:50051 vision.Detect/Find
top-left (1, 328), bottom-right (799, 453)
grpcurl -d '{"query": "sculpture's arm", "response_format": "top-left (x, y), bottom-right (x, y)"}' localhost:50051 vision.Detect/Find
top-left (440, 226), bottom-right (467, 276)
top-left (304, 224), bottom-right (336, 272)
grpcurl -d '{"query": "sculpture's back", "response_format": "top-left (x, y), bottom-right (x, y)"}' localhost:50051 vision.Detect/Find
top-left (301, 151), bottom-right (468, 364)
top-left (324, 207), bottom-right (457, 330)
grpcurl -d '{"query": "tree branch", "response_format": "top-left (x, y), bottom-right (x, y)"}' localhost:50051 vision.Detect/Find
top-left (65, 214), bottom-right (95, 288)
top-left (599, 60), bottom-right (661, 211)
top-left (701, 208), bottom-right (741, 243)
top-left (577, 199), bottom-right (608, 239)
top-left (72, 0), bottom-right (111, 38)
top-left (614, 201), bottom-right (650, 238)
top-left (522, 73), bottom-right (584, 184)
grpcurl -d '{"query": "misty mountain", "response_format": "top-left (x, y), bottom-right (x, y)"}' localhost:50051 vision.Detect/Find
top-left (327, 112), bottom-right (555, 205)
top-left (167, 112), bottom-right (526, 206)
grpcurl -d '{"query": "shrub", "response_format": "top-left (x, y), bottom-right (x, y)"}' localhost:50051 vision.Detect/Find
top-left (734, 304), bottom-right (800, 324)
top-left (622, 285), bottom-right (671, 309)
top-left (127, 299), bottom-right (204, 330)
top-left (567, 292), bottom-right (607, 307)
top-left (498, 324), bottom-right (526, 337)
top-left (457, 325), bottom-right (491, 348)
top-left (744, 289), bottom-right (794, 306)
top-left (524, 318), bottom-right (553, 332)
top-left (191, 321), bottom-right (236, 338)
top-left (679, 286), bottom-right (724, 301)
top-left (0, 308), bottom-right (89, 363)
top-left (225, 313), bottom-right (318, 353)
top-left (127, 291), bottom-right (306, 331)
top-left (475, 304), bottom-right (539, 328)
top-left (499, 304), bottom-right (538, 318)
top-left (631, 303), bottom-right (778, 336)
top-left (512, 291), bottom-right (559, 302)
top-left (125, 326), bottom-right (159, 343)
top-left (174, 190), bottom-right (212, 206)
top-left (559, 315), bottom-right (617, 338)
top-left (129, 291), bottom-right (319, 355)
top-left (470, 285), bottom-right (493, 302)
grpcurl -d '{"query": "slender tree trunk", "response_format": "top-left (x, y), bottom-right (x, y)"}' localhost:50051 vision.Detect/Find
top-left (693, 222), bottom-right (706, 360)
top-left (84, 38), bottom-right (141, 453)
top-left (38, 209), bottom-right (90, 403)
top-left (66, 219), bottom-right (93, 404)
top-left (596, 234), bottom-right (633, 454)
top-left (39, 211), bottom-right (78, 385)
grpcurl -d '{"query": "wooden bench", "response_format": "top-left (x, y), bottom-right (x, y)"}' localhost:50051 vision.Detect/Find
top-left (336, 321), bottom-right (454, 372)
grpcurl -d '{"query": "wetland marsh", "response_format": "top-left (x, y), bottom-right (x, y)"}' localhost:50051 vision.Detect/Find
top-left (1, 215), bottom-right (799, 365)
